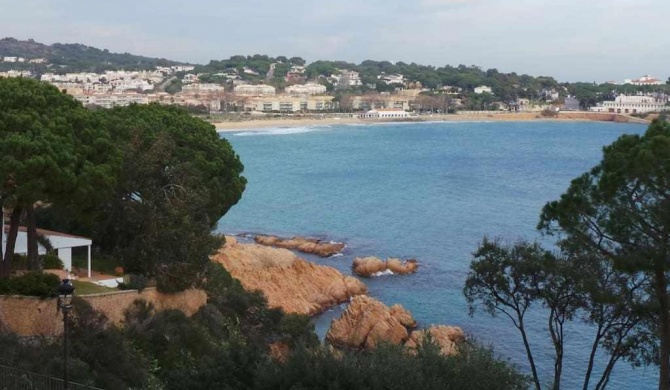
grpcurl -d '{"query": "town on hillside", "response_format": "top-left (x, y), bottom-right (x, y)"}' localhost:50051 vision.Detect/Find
top-left (1, 38), bottom-right (669, 118)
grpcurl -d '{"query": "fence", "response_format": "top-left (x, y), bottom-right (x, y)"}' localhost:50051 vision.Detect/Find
top-left (0, 365), bottom-right (102, 390)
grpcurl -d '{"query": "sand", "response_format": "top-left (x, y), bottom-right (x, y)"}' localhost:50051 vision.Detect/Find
top-left (211, 112), bottom-right (649, 132)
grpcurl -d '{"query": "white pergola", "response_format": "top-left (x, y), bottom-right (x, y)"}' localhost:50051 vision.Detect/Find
top-left (1, 226), bottom-right (93, 278)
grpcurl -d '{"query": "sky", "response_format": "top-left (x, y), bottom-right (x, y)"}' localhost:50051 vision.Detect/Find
top-left (1, 0), bottom-right (668, 83)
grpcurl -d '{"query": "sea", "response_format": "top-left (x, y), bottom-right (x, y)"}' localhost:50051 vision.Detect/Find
top-left (216, 120), bottom-right (656, 389)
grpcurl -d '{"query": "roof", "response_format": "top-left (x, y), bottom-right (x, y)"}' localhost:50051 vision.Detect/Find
top-left (3, 226), bottom-right (90, 240)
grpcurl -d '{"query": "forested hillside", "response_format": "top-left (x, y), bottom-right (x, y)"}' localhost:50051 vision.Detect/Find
top-left (0, 37), bottom-right (186, 72)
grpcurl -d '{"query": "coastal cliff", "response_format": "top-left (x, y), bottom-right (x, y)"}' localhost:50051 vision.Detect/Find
top-left (326, 295), bottom-right (463, 355)
top-left (211, 236), bottom-right (366, 315)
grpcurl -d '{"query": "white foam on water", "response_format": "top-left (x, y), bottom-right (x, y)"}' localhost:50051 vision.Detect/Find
top-left (372, 269), bottom-right (395, 277)
top-left (219, 125), bottom-right (332, 137)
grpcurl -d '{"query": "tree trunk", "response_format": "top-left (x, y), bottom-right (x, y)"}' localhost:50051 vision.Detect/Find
top-left (26, 204), bottom-right (41, 271)
top-left (1, 206), bottom-right (23, 277)
top-left (656, 268), bottom-right (670, 390)
top-left (518, 316), bottom-right (542, 390)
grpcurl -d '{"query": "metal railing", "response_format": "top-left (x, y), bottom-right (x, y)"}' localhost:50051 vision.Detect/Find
top-left (0, 365), bottom-right (103, 390)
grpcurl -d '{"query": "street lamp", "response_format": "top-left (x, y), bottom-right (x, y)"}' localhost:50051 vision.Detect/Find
top-left (57, 279), bottom-right (75, 389)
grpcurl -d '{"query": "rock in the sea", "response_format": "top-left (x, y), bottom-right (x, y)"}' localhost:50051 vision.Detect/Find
top-left (352, 256), bottom-right (419, 277)
top-left (254, 235), bottom-right (345, 257)
top-left (212, 236), bottom-right (366, 316)
top-left (326, 296), bottom-right (416, 349)
top-left (326, 295), bottom-right (463, 356)
top-left (405, 325), bottom-right (465, 356)
top-left (386, 258), bottom-right (419, 275)
top-left (390, 304), bottom-right (417, 328)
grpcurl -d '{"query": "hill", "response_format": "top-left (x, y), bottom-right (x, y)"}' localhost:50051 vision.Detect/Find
top-left (0, 37), bottom-right (188, 72)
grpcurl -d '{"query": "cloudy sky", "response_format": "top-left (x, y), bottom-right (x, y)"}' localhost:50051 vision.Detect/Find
top-left (1, 0), bottom-right (668, 82)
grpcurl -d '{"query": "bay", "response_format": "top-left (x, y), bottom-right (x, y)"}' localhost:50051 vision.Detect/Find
top-left (217, 120), bottom-right (655, 389)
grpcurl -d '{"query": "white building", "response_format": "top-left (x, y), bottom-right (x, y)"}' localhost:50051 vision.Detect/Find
top-left (0, 70), bottom-right (32, 78)
top-left (182, 83), bottom-right (225, 93)
top-left (377, 74), bottom-right (405, 85)
top-left (2, 225), bottom-right (93, 277)
top-left (474, 86), bottom-right (493, 94)
top-left (234, 84), bottom-right (276, 96)
top-left (360, 108), bottom-right (410, 119)
top-left (73, 93), bottom-right (150, 109)
top-left (338, 70), bottom-right (362, 87)
top-left (624, 75), bottom-right (664, 86)
top-left (285, 83), bottom-right (326, 96)
top-left (3, 57), bottom-right (17, 63)
top-left (590, 94), bottom-right (668, 114)
top-left (172, 65), bottom-right (196, 72)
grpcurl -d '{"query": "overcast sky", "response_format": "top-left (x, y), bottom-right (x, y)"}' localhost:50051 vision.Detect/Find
top-left (1, 0), bottom-right (668, 82)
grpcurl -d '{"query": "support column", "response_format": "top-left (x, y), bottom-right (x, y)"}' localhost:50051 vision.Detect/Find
top-left (87, 245), bottom-right (91, 279)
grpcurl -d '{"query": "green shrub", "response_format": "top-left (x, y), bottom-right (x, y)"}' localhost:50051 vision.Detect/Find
top-left (155, 263), bottom-right (200, 293)
top-left (41, 253), bottom-right (64, 270)
top-left (118, 274), bottom-right (149, 292)
top-left (10, 254), bottom-right (28, 271)
top-left (0, 272), bottom-right (61, 298)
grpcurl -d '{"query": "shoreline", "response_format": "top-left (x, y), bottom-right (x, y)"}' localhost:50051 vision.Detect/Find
top-left (212, 112), bottom-right (650, 132)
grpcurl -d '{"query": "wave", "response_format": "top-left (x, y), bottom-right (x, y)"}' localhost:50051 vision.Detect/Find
top-left (229, 125), bottom-right (332, 137)
top-left (328, 253), bottom-right (344, 258)
top-left (372, 269), bottom-right (395, 277)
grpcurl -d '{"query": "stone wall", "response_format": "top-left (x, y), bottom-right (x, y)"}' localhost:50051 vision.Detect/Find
top-left (0, 288), bottom-right (207, 336)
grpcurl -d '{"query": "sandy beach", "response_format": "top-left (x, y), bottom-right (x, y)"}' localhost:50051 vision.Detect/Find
top-left (212, 112), bottom-right (650, 132)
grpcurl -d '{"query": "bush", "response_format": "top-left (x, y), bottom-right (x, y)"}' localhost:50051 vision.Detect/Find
top-left (118, 274), bottom-right (149, 292)
top-left (0, 272), bottom-right (61, 298)
top-left (41, 253), bottom-right (64, 270)
top-left (155, 263), bottom-right (200, 293)
top-left (10, 254), bottom-right (28, 271)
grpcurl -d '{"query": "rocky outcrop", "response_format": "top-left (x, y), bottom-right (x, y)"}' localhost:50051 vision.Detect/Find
top-left (326, 296), bottom-right (416, 349)
top-left (404, 326), bottom-right (465, 356)
top-left (211, 236), bottom-right (366, 316)
top-left (254, 235), bottom-right (345, 257)
top-left (352, 257), bottom-right (419, 277)
top-left (326, 296), bottom-right (463, 356)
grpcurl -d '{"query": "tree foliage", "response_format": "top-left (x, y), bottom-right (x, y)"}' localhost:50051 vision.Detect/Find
top-left (538, 119), bottom-right (670, 389)
top-left (0, 77), bottom-right (118, 273)
top-left (465, 238), bottom-right (645, 390)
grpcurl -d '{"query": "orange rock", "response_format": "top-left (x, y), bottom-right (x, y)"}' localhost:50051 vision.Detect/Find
top-left (386, 258), bottom-right (419, 275)
top-left (352, 257), bottom-right (419, 277)
top-left (326, 296), bottom-right (411, 349)
top-left (254, 235), bottom-right (345, 257)
top-left (212, 236), bottom-right (366, 316)
top-left (114, 266), bottom-right (124, 276)
top-left (405, 325), bottom-right (465, 356)
top-left (390, 304), bottom-right (417, 328)
top-left (352, 257), bottom-right (387, 277)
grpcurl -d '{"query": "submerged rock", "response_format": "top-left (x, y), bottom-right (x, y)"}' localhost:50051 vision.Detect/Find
top-left (255, 235), bottom-right (345, 257)
top-left (352, 256), bottom-right (419, 277)
top-left (212, 236), bottom-right (366, 316)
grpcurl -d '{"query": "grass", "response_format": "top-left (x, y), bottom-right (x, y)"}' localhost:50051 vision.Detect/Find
top-left (72, 280), bottom-right (116, 295)
top-left (71, 247), bottom-right (121, 275)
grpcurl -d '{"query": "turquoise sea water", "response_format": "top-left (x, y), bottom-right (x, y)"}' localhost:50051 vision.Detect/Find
top-left (217, 121), bottom-right (656, 389)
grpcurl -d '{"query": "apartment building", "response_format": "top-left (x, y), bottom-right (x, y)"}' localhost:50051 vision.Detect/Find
top-left (244, 95), bottom-right (336, 112)
top-left (285, 83), bottom-right (326, 96)
top-left (234, 84), bottom-right (276, 96)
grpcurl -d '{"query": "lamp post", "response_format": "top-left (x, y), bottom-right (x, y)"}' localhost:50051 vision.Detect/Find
top-left (57, 279), bottom-right (75, 389)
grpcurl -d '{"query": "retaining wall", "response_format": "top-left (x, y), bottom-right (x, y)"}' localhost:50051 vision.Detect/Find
top-left (0, 288), bottom-right (207, 336)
